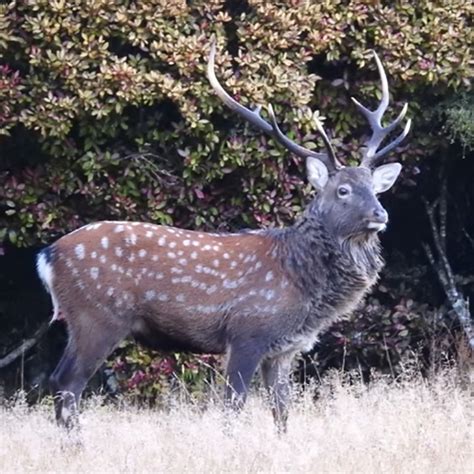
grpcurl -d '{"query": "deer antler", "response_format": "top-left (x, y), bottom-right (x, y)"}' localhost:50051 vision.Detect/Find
top-left (207, 39), bottom-right (343, 172)
top-left (352, 51), bottom-right (411, 168)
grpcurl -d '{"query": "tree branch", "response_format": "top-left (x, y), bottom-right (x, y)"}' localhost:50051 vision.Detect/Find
top-left (0, 322), bottom-right (49, 370)
top-left (423, 179), bottom-right (474, 352)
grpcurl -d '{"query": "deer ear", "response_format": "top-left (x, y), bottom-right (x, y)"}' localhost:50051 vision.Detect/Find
top-left (372, 163), bottom-right (402, 194)
top-left (306, 156), bottom-right (329, 191)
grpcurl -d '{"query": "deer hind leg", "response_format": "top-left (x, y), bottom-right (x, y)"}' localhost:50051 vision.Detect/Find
top-left (50, 314), bottom-right (129, 430)
top-left (261, 352), bottom-right (295, 433)
top-left (224, 342), bottom-right (264, 411)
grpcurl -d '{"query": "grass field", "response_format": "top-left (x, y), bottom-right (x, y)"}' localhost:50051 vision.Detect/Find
top-left (0, 371), bottom-right (471, 473)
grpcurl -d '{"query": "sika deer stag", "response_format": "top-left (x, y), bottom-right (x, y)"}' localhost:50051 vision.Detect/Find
top-left (37, 41), bottom-right (410, 431)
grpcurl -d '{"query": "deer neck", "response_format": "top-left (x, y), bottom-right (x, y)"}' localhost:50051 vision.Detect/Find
top-left (278, 211), bottom-right (383, 304)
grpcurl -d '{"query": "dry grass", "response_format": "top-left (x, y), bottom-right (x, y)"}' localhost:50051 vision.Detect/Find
top-left (0, 371), bottom-right (471, 473)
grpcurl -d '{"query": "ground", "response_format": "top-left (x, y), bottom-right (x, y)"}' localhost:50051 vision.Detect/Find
top-left (0, 371), bottom-right (471, 473)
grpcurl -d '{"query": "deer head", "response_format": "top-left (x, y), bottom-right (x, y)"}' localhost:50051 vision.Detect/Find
top-left (208, 41), bottom-right (411, 241)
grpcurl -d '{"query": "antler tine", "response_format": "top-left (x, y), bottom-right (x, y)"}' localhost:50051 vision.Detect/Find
top-left (267, 104), bottom-right (341, 171)
top-left (352, 50), bottom-right (411, 168)
top-left (312, 114), bottom-right (341, 169)
top-left (208, 38), bottom-right (340, 171)
top-left (207, 39), bottom-right (272, 135)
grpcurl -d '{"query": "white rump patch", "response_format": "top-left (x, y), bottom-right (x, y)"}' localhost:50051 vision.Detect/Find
top-left (37, 252), bottom-right (60, 322)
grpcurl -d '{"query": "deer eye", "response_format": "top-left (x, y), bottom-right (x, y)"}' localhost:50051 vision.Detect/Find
top-left (337, 185), bottom-right (351, 198)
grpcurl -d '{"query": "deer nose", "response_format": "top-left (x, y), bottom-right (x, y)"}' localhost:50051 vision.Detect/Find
top-left (371, 207), bottom-right (388, 224)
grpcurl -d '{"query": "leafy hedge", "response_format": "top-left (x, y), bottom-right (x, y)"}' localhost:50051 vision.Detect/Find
top-left (0, 0), bottom-right (471, 246)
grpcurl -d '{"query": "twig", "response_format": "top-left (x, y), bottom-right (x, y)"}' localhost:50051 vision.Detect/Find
top-left (0, 322), bottom-right (48, 369)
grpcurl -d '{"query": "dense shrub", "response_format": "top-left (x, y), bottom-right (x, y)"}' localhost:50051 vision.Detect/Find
top-left (0, 0), bottom-right (471, 246)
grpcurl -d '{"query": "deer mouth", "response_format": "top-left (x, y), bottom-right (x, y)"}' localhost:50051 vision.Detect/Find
top-left (366, 221), bottom-right (386, 232)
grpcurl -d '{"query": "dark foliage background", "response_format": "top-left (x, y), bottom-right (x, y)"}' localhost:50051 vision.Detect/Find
top-left (0, 0), bottom-right (472, 401)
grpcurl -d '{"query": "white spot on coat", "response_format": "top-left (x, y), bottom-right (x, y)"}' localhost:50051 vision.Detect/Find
top-left (223, 279), bottom-right (238, 289)
top-left (145, 290), bottom-right (156, 301)
top-left (75, 244), bottom-right (85, 260)
top-left (115, 247), bottom-right (123, 257)
top-left (101, 237), bottom-right (109, 249)
top-left (139, 249), bottom-right (147, 258)
top-left (265, 271), bottom-right (274, 282)
top-left (114, 225), bottom-right (125, 233)
top-left (126, 234), bottom-right (137, 245)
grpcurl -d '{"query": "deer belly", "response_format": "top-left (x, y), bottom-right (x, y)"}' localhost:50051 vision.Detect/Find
top-left (131, 314), bottom-right (226, 354)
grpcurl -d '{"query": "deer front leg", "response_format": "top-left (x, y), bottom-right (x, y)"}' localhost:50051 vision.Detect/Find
top-left (261, 352), bottom-right (295, 433)
top-left (224, 342), bottom-right (263, 411)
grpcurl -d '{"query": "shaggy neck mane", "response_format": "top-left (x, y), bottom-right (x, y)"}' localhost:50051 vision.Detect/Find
top-left (271, 206), bottom-right (384, 303)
